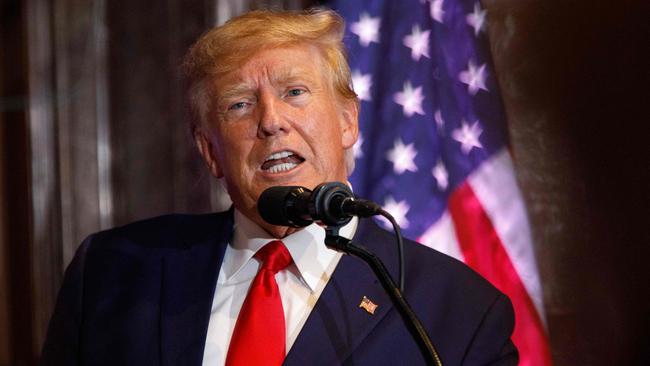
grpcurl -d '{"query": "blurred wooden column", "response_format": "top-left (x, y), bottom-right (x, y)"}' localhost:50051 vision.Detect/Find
top-left (25, 0), bottom-right (62, 360)
top-left (105, 0), bottom-right (217, 230)
top-left (0, 97), bottom-right (8, 365)
top-left (0, 28), bottom-right (12, 364)
top-left (54, 0), bottom-right (112, 268)
top-left (1, 0), bottom-right (60, 364)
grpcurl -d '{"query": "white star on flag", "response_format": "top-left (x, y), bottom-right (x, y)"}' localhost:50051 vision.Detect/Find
top-left (351, 70), bottom-right (373, 102)
top-left (432, 159), bottom-right (449, 190)
top-left (431, 0), bottom-right (445, 23)
top-left (379, 196), bottom-right (410, 229)
top-left (434, 109), bottom-right (445, 134)
top-left (466, 2), bottom-right (487, 36)
top-left (350, 13), bottom-right (381, 47)
top-left (403, 25), bottom-right (431, 61)
top-left (387, 138), bottom-right (418, 174)
top-left (394, 81), bottom-right (426, 117)
top-left (353, 133), bottom-right (364, 159)
top-left (459, 60), bottom-right (488, 95)
top-left (452, 120), bottom-right (483, 154)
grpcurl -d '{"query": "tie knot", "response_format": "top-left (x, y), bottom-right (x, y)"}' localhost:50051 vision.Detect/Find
top-left (255, 240), bottom-right (292, 274)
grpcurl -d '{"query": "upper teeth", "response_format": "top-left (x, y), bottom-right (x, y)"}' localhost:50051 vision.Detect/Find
top-left (265, 150), bottom-right (293, 161)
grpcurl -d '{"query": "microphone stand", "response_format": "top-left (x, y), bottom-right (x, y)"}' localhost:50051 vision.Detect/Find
top-left (325, 227), bottom-right (443, 366)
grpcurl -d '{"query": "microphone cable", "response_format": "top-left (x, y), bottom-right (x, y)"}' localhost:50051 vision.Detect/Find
top-left (377, 208), bottom-right (405, 293)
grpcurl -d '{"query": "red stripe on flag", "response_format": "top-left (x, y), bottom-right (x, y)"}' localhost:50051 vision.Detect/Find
top-left (449, 182), bottom-right (552, 366)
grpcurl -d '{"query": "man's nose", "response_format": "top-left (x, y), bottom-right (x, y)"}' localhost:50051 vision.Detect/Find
top-left (257, 92), bottom-right (290, 138)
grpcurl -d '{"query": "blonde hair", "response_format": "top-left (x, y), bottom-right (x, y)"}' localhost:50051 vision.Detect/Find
top-left (182, 8), bottom-right (358, 134)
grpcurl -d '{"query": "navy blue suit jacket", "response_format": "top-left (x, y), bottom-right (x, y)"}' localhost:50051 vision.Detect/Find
top-left (41, 210), bottom-right (517, 365)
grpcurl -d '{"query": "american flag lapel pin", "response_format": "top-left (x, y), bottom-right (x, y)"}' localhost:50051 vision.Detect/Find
top-left (359, 296), bottom-right (378, 315)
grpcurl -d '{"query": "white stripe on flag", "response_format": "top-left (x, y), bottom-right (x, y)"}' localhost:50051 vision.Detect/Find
top-left (418, 210), bottom-right (465, 262)
top-left (467, 148), bottom-right (546, 325)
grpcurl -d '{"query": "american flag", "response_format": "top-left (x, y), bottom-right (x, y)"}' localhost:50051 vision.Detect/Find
top-left (328, 0), bottom-right (552, 364)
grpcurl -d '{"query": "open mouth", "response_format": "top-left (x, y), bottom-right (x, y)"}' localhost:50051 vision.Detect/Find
top-left (261, 150), bottom-right (305, 174)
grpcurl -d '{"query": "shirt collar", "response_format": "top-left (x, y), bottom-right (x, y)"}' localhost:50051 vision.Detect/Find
top-left (223, 209), bottom-right (357, 292)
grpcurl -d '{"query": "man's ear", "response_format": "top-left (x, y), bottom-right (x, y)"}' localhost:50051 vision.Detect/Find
top-left (194, 130), bottom-right (224, 178)
top-left (339, 99), bottom-right (359, 149)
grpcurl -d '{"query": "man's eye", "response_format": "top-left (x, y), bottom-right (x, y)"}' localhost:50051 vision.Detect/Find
top-left (229, 101), bottom-right (247, 110)
top-left (286, 88), bottom-right (305, 97)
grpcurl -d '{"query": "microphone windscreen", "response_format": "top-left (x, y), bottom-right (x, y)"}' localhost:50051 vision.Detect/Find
top-left (258, 186), bottom-right (313, 227)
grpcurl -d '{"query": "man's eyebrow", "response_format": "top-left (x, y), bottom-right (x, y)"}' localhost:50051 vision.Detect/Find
top-left (217, 67), bottom-right (320, 104)
top-left (217, 82), bottom-right (255, 104)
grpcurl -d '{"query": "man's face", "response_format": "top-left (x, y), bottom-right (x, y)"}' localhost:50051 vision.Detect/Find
top-left (196, 44), bottom-right (358, 237)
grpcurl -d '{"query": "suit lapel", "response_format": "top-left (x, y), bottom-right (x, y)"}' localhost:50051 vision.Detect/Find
top-left (284, 220), bottom-right (397, 365)
top-left (159, 212), bottom-right (232, 366)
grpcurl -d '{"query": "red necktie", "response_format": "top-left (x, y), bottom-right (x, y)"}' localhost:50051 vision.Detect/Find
top-left (225, 240), bottom-right (293, 366)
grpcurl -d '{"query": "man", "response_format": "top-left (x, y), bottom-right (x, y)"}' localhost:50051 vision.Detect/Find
top-left (41, 9), bottom-right (517, 366)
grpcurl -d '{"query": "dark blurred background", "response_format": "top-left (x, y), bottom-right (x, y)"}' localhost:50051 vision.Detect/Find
top-left (1, 0), bottom-right (648, 365)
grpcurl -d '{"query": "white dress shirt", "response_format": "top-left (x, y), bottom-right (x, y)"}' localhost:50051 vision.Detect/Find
top-left (201, 209), bottom-right (358, 365)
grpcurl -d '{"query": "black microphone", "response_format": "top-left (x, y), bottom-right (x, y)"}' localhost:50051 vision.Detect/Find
top-left (257, 182), bottom-right (382, 228)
